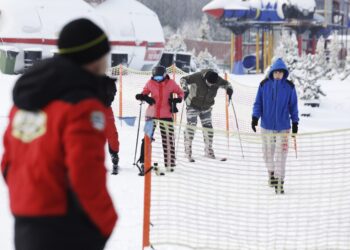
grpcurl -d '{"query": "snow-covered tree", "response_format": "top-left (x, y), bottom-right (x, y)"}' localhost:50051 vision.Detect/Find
top-left (274, 31), bottom-right (326, 101)
top-left (315, 36), bottom-right (329, 78)
top-left (165, 33), bottom-right (187, 52)
top-left (273, 30), bottom-right (299, 75)
top-left (340, 48), bottom-right (350, 81)
top-left (193, 48), bottom-right (219, 72)
top-left (162, 25), bottom-right (176, 39)
top-left (292, 54), bottom-right (326, 100)
top-left (326, 31), bottom-right (341, 79)
top-left (178, 20), bottom-right (200, 40)
top-left (198, 15), bottom-right (211, 41)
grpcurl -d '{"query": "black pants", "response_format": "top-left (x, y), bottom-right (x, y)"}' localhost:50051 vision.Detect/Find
top-left (14, 192), bottom-right (107, 250)
top-left (139, 118), bottom-right (175, 167)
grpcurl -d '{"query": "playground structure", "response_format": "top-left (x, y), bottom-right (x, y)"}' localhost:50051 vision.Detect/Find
top-left (203, 0), bottom-right (350, 74)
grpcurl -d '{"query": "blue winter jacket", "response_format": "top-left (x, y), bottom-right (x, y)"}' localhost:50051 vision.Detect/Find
top-left (252, 58), bottom-right (299, 131)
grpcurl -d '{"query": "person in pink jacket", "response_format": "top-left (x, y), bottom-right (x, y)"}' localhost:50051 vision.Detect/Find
top-left (136, 65), bottom-right (184, 173)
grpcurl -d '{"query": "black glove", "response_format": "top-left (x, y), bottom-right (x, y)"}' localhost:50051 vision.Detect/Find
top-left (110, 151), bottom-right (119, 166)
top-left (169, 97), bottom-right (182, 104)
top-left (184, 91), bottom-right (189, 100)
top-left (169, 97), bottom-right (182, 113)
top-left (144, 96), bottom-right (156, 105)
top-left (251, 116), bottom-right (258, 132)
top-left (226, 88), bottom-right (233, 101)
top-left (135, 93), bottom-right (144, 101)
top-left (292, 122), bottom-right (298, 134)
top-left (135, 94), bottom-right (155, 105)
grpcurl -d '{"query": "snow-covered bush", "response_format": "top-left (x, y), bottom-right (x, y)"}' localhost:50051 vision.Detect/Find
top-left (292, 54), bottom-right (326, 100)
top-left (193, 48), bottom-right (219, 72)
top-left (165, 33), bottom-right (187, 52)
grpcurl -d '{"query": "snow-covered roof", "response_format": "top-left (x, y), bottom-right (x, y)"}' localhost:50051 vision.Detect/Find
top-left (0, 0), bottom-right (105, 39)
top-left (95, 0), bottom-right (164, 43)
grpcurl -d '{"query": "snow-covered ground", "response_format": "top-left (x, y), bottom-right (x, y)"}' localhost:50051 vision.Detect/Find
top-left (0, 72), bottom-right (349, 250)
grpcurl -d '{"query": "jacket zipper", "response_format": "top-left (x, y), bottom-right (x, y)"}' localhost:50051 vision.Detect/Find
top-left (158, 83), bottom-right (163, 118)
top-left (274, 81), bottom-right (278, 130)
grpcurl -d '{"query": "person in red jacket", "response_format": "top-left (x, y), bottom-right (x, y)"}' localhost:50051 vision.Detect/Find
top-left (135, 65), bottom-right (184, 174)
top-left (103, 75), bottom-right (120, 175)
top-left (1, 19), bottom-right (117, 250)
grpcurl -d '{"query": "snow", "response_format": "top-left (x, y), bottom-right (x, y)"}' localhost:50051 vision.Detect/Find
top-left (0, 70), bottom-right (350, 249)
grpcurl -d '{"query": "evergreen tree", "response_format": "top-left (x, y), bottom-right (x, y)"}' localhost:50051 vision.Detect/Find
top-left (165, 33), bottom-right (187, 52)
top-left (194, 48), bottom-right (219, 72)
top-left (340, 48), bottom-right (350, 80)
top-left (273, 30), bottom-right (299, 76)
top-left (274, 31), bottom-right (326, 101)
top-left (198, 15), bottom-right (211, 41)
top-left (292, 54), bottom-right (326, 100)
top-left (326, 31), bottom-right (341, 79)
top-left (315, 36), bottom-right (330, 79)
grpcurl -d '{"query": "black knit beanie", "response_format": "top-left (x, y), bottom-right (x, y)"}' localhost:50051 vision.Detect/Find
top-left (205, 70), bottom-right (219, 84)
top-left (58, 18), bottom-right (110, 65)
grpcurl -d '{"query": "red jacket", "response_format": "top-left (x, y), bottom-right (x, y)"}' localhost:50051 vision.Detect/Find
top-left (1, 57), bottom-right (117, 238)
top-left (142, 76), bottom-right (184, 119)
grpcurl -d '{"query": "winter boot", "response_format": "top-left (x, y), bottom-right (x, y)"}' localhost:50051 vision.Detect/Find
top-left (165, 163), bottom-right (176, 172)
top-left (153, 163), bottom-right (165, 176)
top-left (185, 141), bottom-right (195, 162)
top-left (268, 171), bottom-right (277, 187)
top-left (275, 179), bottom-right (285, 194)
top-left (205, 148), bottom-right (215, 159)
top-left (112, 165), bottom-right (118, 175)
top-left (110, 152), bottom-right (119, 175)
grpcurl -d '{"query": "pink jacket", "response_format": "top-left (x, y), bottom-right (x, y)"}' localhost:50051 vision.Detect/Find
top-left (142, 76), bottom-right (184, 119)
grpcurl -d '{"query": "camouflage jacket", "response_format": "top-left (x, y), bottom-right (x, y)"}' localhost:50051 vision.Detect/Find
top-left (180, 69), bottom-right (232, 110)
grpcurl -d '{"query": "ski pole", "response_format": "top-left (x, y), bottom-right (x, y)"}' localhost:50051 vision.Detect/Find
top-left (293, 136), bottom-right (298, 159)
top-left (175, 101), bottom-right (185, 159)
top-left (230, 100), bottom-right (244, 158)
top-left (133, 101), bottom-right (143, 165)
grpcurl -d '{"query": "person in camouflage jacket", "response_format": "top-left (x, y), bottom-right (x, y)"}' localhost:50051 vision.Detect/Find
top-left (180, 69), bottom-right (233, 162)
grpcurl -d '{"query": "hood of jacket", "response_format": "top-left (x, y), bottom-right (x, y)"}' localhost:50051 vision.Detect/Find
top-left (13, 56), bottom-right (108, 111)
top-left (268, 58), bottom-right (289, 80)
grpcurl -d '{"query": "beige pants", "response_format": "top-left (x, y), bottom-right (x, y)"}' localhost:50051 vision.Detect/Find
top-left (261, 128), bottom-right (290, 180)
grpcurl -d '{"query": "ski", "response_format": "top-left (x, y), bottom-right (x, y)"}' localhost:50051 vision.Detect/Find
top-left (187, 157), bottom-right (227, 162)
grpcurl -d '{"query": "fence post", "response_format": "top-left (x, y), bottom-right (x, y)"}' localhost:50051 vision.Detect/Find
top-left (171, 64), bottom-right (177, 123)
top-left (118, 64), bottom-right (123, 118)
top-left (142, 135), bottom-right (152, 249)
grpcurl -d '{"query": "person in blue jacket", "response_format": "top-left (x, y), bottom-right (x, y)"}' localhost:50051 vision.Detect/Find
top-left (251, 58), bottom-right (299, 194)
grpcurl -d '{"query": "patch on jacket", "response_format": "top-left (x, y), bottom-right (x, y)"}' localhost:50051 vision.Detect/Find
top-left (12, 110), bottom-right (47, 143)
top-left (90, 111), bottom-right (105, 131)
